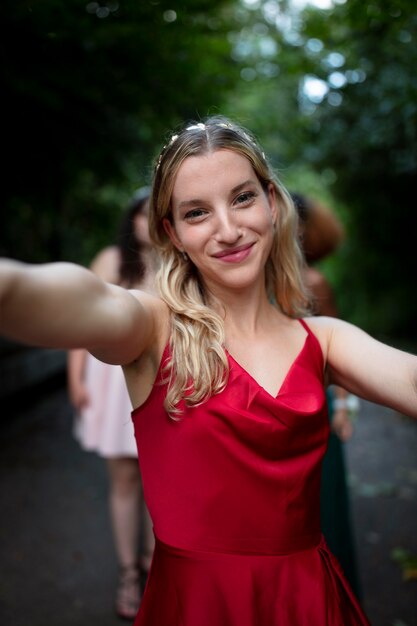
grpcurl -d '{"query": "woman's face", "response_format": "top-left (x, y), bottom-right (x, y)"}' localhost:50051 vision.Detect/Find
top-left (133, 200), bottom-right (151, 246)
top-left (163, 149), bottom-right (277, 295)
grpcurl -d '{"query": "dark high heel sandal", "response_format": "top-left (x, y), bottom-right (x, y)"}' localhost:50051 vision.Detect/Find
top-left (116, 565), bottom-right (141, 621)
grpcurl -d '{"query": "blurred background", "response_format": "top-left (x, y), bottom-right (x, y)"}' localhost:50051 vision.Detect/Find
top-left (0, 0), bottom-right (416, 624)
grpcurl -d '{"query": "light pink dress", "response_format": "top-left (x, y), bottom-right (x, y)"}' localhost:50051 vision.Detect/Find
top-left (73, 353), bottom-right (137, 458)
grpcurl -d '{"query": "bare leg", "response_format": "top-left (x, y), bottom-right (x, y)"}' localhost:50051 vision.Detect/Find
top-left (140, 502), bottom-right (155, 573)
top-left (107, 457), bottom-right (142, 568)
top-left (107, 457), bottom-right (142, 619)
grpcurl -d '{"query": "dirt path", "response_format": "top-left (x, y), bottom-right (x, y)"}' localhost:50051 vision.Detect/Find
top-left (345, 399), bottom-right (417, 626)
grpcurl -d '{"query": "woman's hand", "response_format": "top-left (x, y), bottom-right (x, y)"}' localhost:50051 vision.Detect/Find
top-left (331, 409), bottom-right (354, 442)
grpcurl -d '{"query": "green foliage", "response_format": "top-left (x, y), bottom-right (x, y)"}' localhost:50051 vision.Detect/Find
top-left (298, 0), bottom-right (417, 338)
top-left (2, 0), bottom-right (416, 339)
top-left (1, 0), bottom-right (240, 264)
top-left (223, 0), bottom-right (417, 339)
top-left (391, 547), bottom-right (417, 581)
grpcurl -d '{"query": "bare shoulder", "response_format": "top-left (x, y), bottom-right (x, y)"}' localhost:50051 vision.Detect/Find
top-left (301, 315), bottom-right (350, 362)
top-left (304, 316), bottom-right (417, 416)
top-left (122, 290), bottom-right (171, 407)
top-left (89, 287), bottom-right (170, 367)
top-left (302, 314), bottom-right (390, 366)
top-left (129, 288), bottom-right (168, 315)
top-left (129, 289), bottom-right (171, 355)
top-left (306, 315), bottom-right (374, 339)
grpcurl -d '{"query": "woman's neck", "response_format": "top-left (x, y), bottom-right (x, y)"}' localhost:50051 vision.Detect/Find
top-left (207, 280), bottom-right (277, 337)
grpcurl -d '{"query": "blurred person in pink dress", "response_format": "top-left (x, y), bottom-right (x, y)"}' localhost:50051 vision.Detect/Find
top-left (67, 187), bottom-right (157, 620)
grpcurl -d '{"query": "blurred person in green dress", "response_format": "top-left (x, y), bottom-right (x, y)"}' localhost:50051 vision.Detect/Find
top-left (292, 191), bottom-right (361, 599)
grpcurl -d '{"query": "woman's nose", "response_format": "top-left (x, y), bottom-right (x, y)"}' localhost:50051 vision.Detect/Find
top-left (214, 209), bottom-right (242, 243)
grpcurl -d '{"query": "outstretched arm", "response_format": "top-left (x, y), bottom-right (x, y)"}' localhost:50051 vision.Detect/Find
top-left (0, 259), bottom-right (153, 365)
top-left (311, 316), bottom-right (417, 419)
top-left (66, 245), bottom-right (121, 407)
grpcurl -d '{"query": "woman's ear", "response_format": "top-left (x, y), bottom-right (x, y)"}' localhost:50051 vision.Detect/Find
top-left (162, 218), bottom-right (184, 251)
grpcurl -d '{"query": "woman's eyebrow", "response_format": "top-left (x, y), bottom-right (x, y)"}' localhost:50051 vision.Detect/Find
top-left (230, 179), bottom-right (258, 194)
top-left (176, 179), bottom-right (258, 211)
top-left (176, 198), bottom-right (205, 211)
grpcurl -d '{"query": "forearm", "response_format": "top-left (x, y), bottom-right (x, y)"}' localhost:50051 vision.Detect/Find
top-left (0, 258), bottom-right (155, 366)
top-left (0, 259), bottom-right (107, 349)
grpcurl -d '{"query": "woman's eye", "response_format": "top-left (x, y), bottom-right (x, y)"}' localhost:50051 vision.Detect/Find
top-left (184, 208), bottom-right (207, 221)
top-left (235, 191), bottom-right (256, 206)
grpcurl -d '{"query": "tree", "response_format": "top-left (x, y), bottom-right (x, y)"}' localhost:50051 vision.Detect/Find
top-left (297, 0), bottom-right (417, 339)
top-left (223, 0), bottom-right (417, 339)
top-left (1, 0), bottom-right (240, 263)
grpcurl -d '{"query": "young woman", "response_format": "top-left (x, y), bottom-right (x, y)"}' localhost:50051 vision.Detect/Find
top-left (67, 188), bottom-right (157, 620)
top-left (1, 116), bottom-right (416, 625)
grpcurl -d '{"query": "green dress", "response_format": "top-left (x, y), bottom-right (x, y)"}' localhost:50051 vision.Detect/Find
top-left (320, 388), bottom-right (362, 599)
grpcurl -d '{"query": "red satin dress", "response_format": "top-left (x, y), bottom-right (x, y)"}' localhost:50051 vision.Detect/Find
top-left (131, 319), bottom-right (370, 625)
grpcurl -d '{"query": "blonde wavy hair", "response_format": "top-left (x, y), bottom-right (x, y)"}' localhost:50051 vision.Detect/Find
top-left (149, 115), bottom-right (309, 415)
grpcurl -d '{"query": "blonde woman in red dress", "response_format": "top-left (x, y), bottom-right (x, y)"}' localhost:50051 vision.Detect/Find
top-left (1, 116), bottom-right (416, 625)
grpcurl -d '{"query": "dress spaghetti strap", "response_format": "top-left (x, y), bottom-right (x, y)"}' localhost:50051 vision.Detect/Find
top-left (299, 317), bottom-right (312, 334)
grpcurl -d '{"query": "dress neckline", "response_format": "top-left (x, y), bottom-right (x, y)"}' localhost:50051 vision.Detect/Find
top-left (226, 333), bottom-right (310, 400)
top-left (132, 319), bottom-right (316, 414)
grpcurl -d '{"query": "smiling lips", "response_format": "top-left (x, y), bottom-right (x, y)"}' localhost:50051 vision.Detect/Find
top-left (212, 243), bottom-right (254, 263)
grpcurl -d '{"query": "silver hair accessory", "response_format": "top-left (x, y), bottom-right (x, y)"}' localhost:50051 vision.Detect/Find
top-left (155, 120), bottom-right (266, 170)
top-left (185, 123), bottom-right (206, 131)
top-left (155, 133), bottom-right (180, 170)
top-left (156, 153), bottom-right (163, 170)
